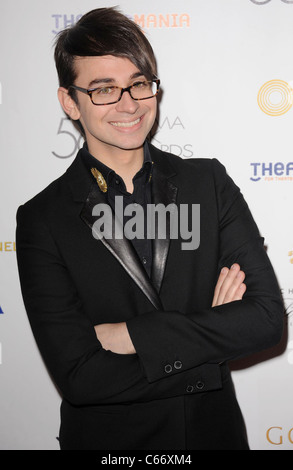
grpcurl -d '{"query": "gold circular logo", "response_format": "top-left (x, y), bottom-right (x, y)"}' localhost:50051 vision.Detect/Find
top-left (257, 79), bottom-right (293, 116)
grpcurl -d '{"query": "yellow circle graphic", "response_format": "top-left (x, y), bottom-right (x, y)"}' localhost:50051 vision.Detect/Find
top-left (257, 80), bottom-right (293, 116)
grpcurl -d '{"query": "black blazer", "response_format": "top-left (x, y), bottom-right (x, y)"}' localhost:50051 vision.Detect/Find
top-left (16, 143), bottom-right (283, 450)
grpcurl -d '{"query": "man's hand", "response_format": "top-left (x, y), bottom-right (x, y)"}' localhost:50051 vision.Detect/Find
top-left (212, 263), bottom-right (246, 307)
top-left (94, 322), bottom-right (136, 354)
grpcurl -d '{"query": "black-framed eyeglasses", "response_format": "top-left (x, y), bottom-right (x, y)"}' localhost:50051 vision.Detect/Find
top-left (69, 79), bottom-right (160, 106)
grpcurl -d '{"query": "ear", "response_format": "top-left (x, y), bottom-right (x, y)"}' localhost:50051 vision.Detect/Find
top-left (57, 87), bottom-right (81, 120)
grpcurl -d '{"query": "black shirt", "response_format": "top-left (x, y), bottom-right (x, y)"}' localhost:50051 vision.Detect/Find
top-left (80, 142), bottom-right (153, 277)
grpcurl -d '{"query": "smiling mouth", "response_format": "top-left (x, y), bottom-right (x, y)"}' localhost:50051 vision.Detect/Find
top-left (110, 116), bottom-right (142, 128)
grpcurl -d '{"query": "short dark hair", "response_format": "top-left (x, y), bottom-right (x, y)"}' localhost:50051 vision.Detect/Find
top-left (54, 7), bottom-right (157, 100)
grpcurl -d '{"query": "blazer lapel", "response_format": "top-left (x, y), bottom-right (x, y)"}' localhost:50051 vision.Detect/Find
top-left (150, 146), bottom-right (178, 293)
top-left (66, 145), bottom-right (178, 310)
top-left (80, 182), bottom-right (163, 311)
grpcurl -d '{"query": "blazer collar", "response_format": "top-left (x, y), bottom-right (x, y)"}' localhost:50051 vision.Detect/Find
top-left (148, 144), bottom-right (178, 294)
top-left (66, 142), bottom-right (178, 310)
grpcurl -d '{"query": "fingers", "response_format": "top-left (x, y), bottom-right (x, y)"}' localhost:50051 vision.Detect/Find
top-left (220, 264), bottom-right (246, 304)
top-left (212, 267), bottom-right (229, 306)
top-left (212, 264), bottom-right (246, 307)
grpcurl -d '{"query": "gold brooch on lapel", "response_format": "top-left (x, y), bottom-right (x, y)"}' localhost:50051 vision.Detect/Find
top-left (91, 168), bottom-right (108, 193)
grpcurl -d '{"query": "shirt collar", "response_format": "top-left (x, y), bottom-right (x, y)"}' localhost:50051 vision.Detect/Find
top-left (80, 141), bottom-right (153, 189)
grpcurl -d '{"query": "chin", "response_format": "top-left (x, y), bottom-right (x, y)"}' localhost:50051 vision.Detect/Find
top-left (112, 136), bottom-right (146, 151)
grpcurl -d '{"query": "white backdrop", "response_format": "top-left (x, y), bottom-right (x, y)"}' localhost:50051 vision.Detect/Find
top-left (0, 0), bottom-right (292, 450)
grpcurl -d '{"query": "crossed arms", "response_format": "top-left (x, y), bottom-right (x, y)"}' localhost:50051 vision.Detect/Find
top-left (95, 264), bottom-right (247, 354)
top-left (16, 159), bottom-right (283, 404)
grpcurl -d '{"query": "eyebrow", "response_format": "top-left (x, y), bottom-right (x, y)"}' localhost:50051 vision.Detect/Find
top-left (87, 72), bottom-right (145, 89)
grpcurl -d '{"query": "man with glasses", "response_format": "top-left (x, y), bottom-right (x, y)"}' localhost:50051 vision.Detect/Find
top-left (16, 7), bottom-right (283, 450)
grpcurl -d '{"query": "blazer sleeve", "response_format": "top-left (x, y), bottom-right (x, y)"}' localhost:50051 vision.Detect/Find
top-left (126, 158), bottom-right (284, 383)
top-left (16, 202), bottom-right (222, 406)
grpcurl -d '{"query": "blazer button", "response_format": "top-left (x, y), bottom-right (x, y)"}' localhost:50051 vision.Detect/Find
top-left (164, 364), bottom-right (173, 374)
top-left (174, 360), bottom-right (182, 370)
top-left (196, 381), bottom-right (205, 390)
top-left (186, 385), bottom-right (194, 393)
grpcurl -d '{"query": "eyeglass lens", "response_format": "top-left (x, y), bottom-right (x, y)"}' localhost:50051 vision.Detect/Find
top-left (91, 80), bottom-right (158, 104)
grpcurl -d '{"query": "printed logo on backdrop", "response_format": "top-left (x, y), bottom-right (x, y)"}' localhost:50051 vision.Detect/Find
top-left (250, 161), bottom-right (293, 182)
top-left (254, 80), bottom-right (293, 181)
top-left (52, 116), bottom-right (194, 159)
top-left (258, 80), bottom-right (293, 117)
top-left (0, 241), bottom-right (16, 252)
top-left (52, 118), bottom-right (84, 159)
top-left (51, 12), bottom-right (190, 35)
top-left (133, 13), bottom-right (190, 29)
top-left (266, 427), bottom-right (293, 446)
top-left (150, 116), bottom-right (194, 158)
top-left (51, 14), bottom-right (82, 35)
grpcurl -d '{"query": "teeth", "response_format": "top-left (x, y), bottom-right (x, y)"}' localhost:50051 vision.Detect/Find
top-left (111, 117), bottom-right (141, 128)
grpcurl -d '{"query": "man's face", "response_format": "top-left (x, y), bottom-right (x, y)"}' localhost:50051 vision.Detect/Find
top-left (67, 55), bottom-right (157, 159)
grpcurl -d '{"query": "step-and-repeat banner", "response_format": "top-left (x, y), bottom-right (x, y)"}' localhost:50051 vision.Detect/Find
top-left (0, 0), bottom-right (292, 450)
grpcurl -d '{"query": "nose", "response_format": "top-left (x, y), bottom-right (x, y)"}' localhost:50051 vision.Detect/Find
top-left (115, 89), bottom-right (139, 114)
